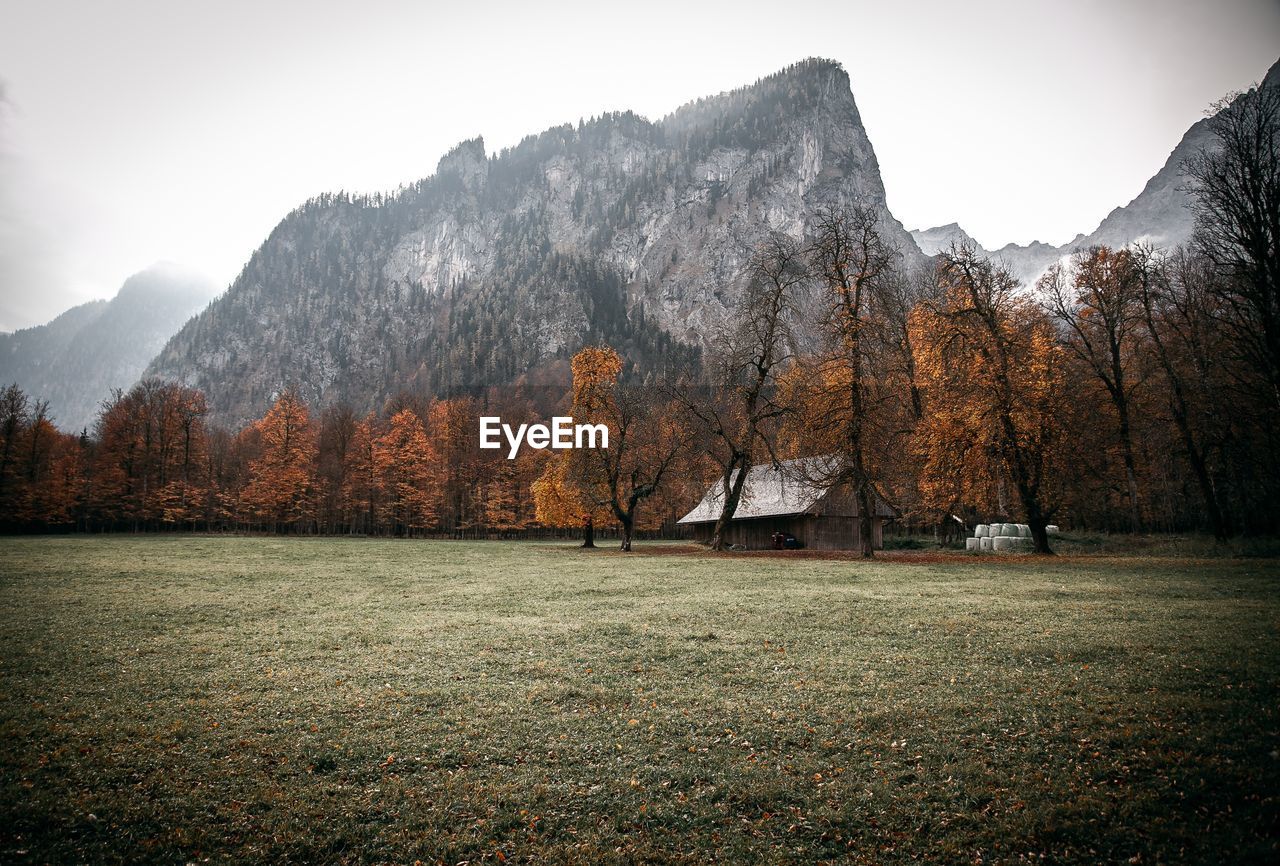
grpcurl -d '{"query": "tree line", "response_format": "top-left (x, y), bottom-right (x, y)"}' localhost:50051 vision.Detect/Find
top-left (2, 78), bottom-right (1276, 554)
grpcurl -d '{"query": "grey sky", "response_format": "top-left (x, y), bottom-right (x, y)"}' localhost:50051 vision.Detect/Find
top-left (1, 0), bottom-right (1277, 331)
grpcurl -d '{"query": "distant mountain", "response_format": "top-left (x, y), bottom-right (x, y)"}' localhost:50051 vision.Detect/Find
top-left (0, 263), bottom-right (217, 431)
top-left (910, 223), bottom-right (980, 257)
top-left (146, 59), bottom-right (925, 428)
top-left (912, 56), bottom-right (1280, 286)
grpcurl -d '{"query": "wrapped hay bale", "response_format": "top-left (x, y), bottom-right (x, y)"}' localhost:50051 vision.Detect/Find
top-left (966, 538), bottom-right (980, 551)
top-left (992, 536), bottom-right (1016, 551)
top-left (975, 524), bottom-right (990, 538)
top-left (1047, 525), bottom-right (1060, 535)
top-left (1018, 524), bottom-right (1031, 538)
top-left (980, 537), bottom-right (993, 551)
top-left (1000, 523), bottom-right (1017, 537)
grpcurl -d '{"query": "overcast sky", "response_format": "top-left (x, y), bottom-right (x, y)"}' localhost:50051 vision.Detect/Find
top-left (1, 0), bottom-right (1277, 331)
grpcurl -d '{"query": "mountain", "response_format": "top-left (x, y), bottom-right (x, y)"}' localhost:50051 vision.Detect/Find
top-left (912, 56), bottom-right (1280, 286)
top-left (145, 59), bottom-right (924, 428)
top-left (0, 263), bottom-right (217, 431)
top-left (910, 222), bottom-right (980, 256)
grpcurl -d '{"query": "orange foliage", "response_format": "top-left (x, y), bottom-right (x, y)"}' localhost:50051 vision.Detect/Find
top-left (374, 409), bottom-right (442, 533)
top-left (240, 389), bottom-right (316, 528)
top-left (909, 249), bottom-right (1072, 545)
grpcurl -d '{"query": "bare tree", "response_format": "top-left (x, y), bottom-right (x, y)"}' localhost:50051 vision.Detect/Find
top-left (1185, 81), bottom-right (1280, 413)
top-left (1132, 246), bottom-right (1232, 541)
top-left (1042, 246), bottom-right (1147, 531)
top-left (797, 203), bottom-right (902, 558)
top-left (676, 232), bottom-right (803, 550)
top-left (0, 383), bottom-right (28, 503)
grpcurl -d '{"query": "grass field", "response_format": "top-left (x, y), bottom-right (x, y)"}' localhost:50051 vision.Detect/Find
top-left (1, 537), bottom-right (1277, 864)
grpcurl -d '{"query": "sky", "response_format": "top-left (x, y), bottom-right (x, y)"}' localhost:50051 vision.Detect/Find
top-left (0, 0), bottom-right (1277, 331)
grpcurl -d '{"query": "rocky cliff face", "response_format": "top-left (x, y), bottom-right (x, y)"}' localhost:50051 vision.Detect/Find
top-left (146, 59), bottom-right (923, 427)
top-left (0, 263), bottom-right (216, 431)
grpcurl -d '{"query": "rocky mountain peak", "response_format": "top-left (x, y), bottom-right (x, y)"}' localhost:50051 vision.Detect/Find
top-left (435, 136), bottom-right (488, 190)
top-left (910, 54), bottom-right (1280, 288)
top-left (140, 61), bottom-right (916, 426)
top-left (1262, 58), bottom-right (1280, 90)
top-left (911, 223), bottom-right (980, 256)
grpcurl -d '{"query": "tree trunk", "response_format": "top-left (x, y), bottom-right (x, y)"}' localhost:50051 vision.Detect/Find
top-left (619, 515), bottom-right (633, 552)
top-left (581, 518), bottom-right (595, 548)
top-left (709, 454), bottom-right (750, 551)
top-left (1028, 517), bottom-right (1053, 555)
top-left (1178, 419), bottom-right (1230, 542)
top-left (1115, 400), bottom-right (1142, 533)
top-left (1012, 470), bottom-right (1054, 555)
top-left (857, 482), bottom-right (875, 559)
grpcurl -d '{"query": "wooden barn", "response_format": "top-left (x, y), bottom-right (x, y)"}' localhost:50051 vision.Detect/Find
top-left (678, 456), bottom-right (895, 551)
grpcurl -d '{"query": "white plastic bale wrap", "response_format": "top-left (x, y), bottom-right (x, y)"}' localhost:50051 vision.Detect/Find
top-left (992, 536), bottom-right (1020, 551)
top-left (980, 537), bottom-right (993, 551)
top-left (1018, 524), bottom-right (1031, 538)
top-left (975, 524), bottom-right (990, 538)
top-left (1047, 525), bottom-right (1060, 535)
top-left (1001, 523), bottom-right (1017, 537)
top-left (966, 538), bottom-right (980, 551)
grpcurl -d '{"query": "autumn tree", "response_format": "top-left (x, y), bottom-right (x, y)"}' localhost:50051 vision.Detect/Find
top-left (156, 388), bottom-right (209, 528)
top-left (548, 346), bottom-right (687, 551)
top-left (200, 426), bottom-right (239, 530)
top-left (424, 397), bottom-right (485, 534)
top-left (241, 389), bottom-right (316, 531)
top-left (375, 408), bottom-right (442, 534)
top-left (89, 379), bottom-right (209, 528)
top-left (532, 452), bottom-right (611, 530)
top-left (781, 204), bottom-right (902, 557)
top-left (341, 413), bottom-right (380, 534)
top-left (316, 403), bottom-right (357, 533)
top-left (911, 245), bottom-right (1071, 554)
top-left (31, 429), bottom-right (87, 527)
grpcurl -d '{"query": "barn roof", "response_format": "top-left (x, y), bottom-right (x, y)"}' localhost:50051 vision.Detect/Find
top-left (677, 455), bottom-right (844, 524)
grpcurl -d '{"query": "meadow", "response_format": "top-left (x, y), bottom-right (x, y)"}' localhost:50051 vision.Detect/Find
top-left (0, 537), bottom-right (1276, 864)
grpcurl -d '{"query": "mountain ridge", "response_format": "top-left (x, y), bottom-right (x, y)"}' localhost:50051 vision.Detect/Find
top-left (911, 55), bottom-right (1280, 285)
top-left (146, 58), bottom-right (924, 427)
top-left (1, 263), bottom-right (217, 430)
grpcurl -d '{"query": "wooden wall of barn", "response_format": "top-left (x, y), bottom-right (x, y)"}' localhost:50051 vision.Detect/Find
top-left (690, 514), bottom-right (884, 550)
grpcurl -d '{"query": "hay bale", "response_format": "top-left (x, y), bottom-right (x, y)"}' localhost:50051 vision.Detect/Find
top-left (1018, 524), bottom-right (1031, 538)
top-left (1047, 525), bottom-right (1060, 535)
top-left (980, 537), bottom-right (993, 551)
top-left (966, 538), bottom-right (980, 551)
top-left (975, 524), bottom-right (990, 538)
top-left (1000, 523), bottom-right (1017, 537)
top-left (992, 536), bottom-right (1017, 551)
